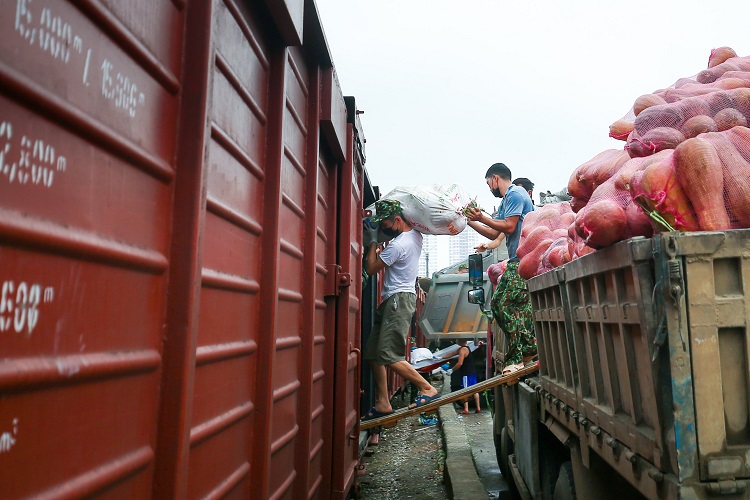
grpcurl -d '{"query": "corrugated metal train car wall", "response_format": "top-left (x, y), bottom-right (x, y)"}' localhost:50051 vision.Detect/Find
top-left (0, 0), bottom-right (364, 498)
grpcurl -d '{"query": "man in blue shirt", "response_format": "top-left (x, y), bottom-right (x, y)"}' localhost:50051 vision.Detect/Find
top-left (474, 177), bottom-right (535, 253)
top-left (466, 163), bottom-right (536, 375)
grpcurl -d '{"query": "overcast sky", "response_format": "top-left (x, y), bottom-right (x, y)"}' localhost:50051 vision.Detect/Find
top-left (315, 0), bottom-right (750, 214)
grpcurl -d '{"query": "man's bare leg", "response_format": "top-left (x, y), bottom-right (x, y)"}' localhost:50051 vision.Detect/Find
top-left (387, 360), bottom-right (438, 408)
top-left (369, 360), bottom-right (393, 413)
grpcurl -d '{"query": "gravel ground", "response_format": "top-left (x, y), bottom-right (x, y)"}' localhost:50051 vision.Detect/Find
top-left (359, 381), bottom-right (449, 500)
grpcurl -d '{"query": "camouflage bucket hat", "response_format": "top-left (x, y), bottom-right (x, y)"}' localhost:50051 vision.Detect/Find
top-left (370, 199), bottom-right (402, 223)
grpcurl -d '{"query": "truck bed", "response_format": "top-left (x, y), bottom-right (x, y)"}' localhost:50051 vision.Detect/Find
top-left (526, 230), bottom-right (750, 498)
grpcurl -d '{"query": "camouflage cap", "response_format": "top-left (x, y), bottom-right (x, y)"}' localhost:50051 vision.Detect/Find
top-left (370, 199), bottom-right (402, 223)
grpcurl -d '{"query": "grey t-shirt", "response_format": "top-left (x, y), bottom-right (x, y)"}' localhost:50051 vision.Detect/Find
top-left (494, 184), bottom-right (534, 262)
top-left (379, 229), bottom-right (423, 299)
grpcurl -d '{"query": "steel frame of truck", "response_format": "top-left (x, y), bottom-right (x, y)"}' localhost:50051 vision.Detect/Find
top-left (483, 231), bottom-right (750, 500)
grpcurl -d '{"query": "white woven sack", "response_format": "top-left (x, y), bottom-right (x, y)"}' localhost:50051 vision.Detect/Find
top-left (368, 183), bottom-right (470, 235)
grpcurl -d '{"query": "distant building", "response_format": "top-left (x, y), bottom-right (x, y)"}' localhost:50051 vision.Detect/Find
top-left (418, 226), bottom-right (488, 277)
top-left (447, 226), bottom-right (485, 268)
top-left (417, 234), bottom-right (447, 278)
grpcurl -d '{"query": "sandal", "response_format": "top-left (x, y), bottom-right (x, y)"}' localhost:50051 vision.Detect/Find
top-left (408, 393), bottom-right (440, 410)
top-left (501, 362), bottom-right (524, 376)
top-left (362, 406), bottom-right (394, 422)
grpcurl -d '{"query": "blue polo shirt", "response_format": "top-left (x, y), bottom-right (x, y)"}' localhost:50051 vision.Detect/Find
top-left (494, 185), bottom-right (534, 262)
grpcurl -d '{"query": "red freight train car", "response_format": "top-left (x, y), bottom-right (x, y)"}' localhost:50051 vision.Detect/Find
top-left (0, 1), bottom-right (367, 498)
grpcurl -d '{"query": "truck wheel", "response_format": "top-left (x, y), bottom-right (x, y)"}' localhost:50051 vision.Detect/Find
top-left (553, 461), bottom-right (576, 500)
top-left (496, 426), bottom-right (513, 481)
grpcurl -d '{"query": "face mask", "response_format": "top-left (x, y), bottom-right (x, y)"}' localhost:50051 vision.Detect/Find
top-left (381, 225), bottom-right (401, 238)
top-left (491, 187), bottom-right (502, 198)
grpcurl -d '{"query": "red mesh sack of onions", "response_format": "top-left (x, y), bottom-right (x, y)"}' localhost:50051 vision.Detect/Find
top-left (567, 149), bottom-right (630, 213)
top-left (573, 155), bottom-right (661, 249)
top-left (609, 48), bottom-right (750, 142)
top-left (630, 126), bottom-right (750, 232)
top-left (631, 127), bottom-right (750, 231)
top-left (487, 260), bottom-right (508, 287)
top-left (625, 87), bottom-right (750, 157)
top-left (516, 203), bottom-right (575, 279)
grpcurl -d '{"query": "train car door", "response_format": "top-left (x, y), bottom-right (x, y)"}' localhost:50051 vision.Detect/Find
top-left (330, 99), bottom-right (365, 499)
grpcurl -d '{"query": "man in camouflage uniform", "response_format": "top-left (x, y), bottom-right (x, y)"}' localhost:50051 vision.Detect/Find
top-left (467, 163), bottom-right (537, 374)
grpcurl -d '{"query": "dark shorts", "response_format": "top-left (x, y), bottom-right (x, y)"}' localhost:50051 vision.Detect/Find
top-left (363, 292), bottom-right (416, 365)
top-left (461, 374), bottom-right (478, 388)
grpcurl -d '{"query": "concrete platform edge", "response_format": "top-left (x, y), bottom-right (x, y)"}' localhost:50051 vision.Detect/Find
top-left (438, 376), bottom-right (489, 500)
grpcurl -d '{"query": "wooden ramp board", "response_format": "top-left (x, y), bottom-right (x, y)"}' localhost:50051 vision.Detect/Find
top-left (360, 362), bottom-right (540, 430)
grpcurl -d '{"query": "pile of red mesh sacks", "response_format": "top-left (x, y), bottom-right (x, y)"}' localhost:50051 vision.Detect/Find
top-left (630, 127), bottom-right (750, 232)
top-left (513, 47), bottom-right (750, 279)
top-left (515, 202), bottom-right (576, 279)
top-left (610, 48), bottom-right (750, 158)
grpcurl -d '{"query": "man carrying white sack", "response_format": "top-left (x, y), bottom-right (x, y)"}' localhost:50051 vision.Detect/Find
top-left (361, 199), bottom-right (440, 422)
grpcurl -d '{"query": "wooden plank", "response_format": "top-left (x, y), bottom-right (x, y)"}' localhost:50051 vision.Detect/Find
top-left (360, 362), bottom-right (540, 430)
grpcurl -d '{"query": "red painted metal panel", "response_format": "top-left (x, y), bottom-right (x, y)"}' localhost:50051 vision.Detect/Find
top-left (308, 146), bottom-right (340, 500)
top-left (152, 0), bottom-right (210, 496)
top-left (0, 0), bottom-right (182, 497)
top-left (1, 1), bottom-right (364, 498)
top-left (331, 120), bottom-right (365, 498)
top-left (262, 0), bottom-right (304, 46)
top-left (415, 287), bottom-right (427, 347)
top-left (182, 0), bottom-right (270, 498)
top-left (264, 43), bottom-right (311, 500)
top-left (0, 0), bottom-right (180, 171)
top-left (320, 67), bottom-right (347, 162)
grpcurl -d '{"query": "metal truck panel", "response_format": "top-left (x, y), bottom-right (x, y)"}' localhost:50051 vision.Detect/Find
top-left (97, 0), bottom-right (185, 77)
top-left (528, 230), bottom-right (750, 498)
top-left (320, 67), bottom-right (347, 162)
top-left (183, 2), bottom-right (269, 497)
top-left (658, 230), bottom-right (750, 483)
top-left (564, 237), bottom-right (666, 468)
top-left (528, 267), bottom-right (579, 409)
top-left (419, 273), bottom-right (490, 339)
top-left (267, 42), bottom-right (311, 500)
top-left (514, 382), bottom-right (542, 498)
top-left (2, 0), bottom-right (179, 167)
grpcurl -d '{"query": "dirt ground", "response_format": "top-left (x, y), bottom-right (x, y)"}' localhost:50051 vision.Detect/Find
top-left (358, 380), bottom-right (449, 500)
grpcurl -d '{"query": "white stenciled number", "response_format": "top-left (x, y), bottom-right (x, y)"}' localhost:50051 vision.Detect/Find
top-left (14, 282), bottom-right (41, 334)
top-left (0, 281), bottom-right (14, 332)
top-left (0, 419), bottom-right (19, 454)
top-left (101, 58), bottom-right (145, 117)
top-left (17, 136), bottom-right (31, 184)
top-left (13, 281), bottom-right (27, 333)
top-left (39, 8), bottom-right (73, 62)
top-left (0, 120), bottom-right (67, 188)
top-left (0, 281), bottom-right (50, 335)
top-left (15, 0), bottom-right (36, 44)
top-left (0, 121), bottom-right (17, 182)
top-left (101, 59), bottom-right (114, 99)
top-left (15, 1), bottom-right (82, 63)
